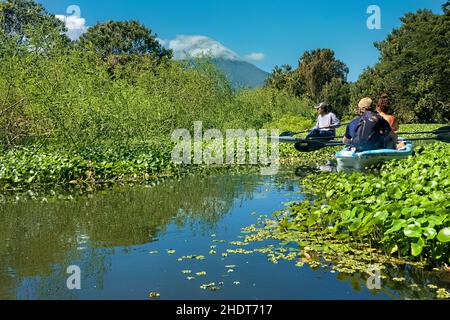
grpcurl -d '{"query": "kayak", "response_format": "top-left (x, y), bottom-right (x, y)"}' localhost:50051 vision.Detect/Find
top-left (336, 140), bottom-right (413, 172)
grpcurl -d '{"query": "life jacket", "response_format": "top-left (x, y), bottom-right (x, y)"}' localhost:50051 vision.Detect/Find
top-left (352, 111), bottom-right (389, 152)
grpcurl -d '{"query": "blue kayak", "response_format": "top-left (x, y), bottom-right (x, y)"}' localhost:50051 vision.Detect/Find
top-left (336, 140), bottom-right (413, 171)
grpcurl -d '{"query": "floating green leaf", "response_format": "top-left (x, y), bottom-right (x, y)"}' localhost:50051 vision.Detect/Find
top-left (437, 227), bottom-right (450, 243)
top-left (411, 238), bottom-right (425, 256)
top-left (403, 224), bottom-right (422, 238)
top-left (149, 292), bottom-right (160, 299)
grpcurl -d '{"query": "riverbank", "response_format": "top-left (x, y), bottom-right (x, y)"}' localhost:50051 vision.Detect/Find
top-left (269, 142), bottom-right (450, 268)
top-left (0, 124), bottom-right (445, 198)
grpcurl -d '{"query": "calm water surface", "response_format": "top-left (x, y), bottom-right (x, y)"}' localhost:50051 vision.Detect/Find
top-left (0, 169), bottom-right (447, 299)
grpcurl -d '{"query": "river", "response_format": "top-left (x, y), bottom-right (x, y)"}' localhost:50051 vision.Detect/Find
top-left (0, 168), bottom-right (447, 299)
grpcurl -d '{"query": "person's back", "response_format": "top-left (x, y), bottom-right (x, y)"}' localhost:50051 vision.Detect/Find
top-left (352, 111), bottom-right (391, 151)
top-left (344, 97), bottom-right (391, 152)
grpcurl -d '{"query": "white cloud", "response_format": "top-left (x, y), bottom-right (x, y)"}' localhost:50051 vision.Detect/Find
top-left (156, 38), bottom-right (168, 47)
top-left (165, 35), bottom-right (258, 61)
top-left (244, 52), bottom-right (265, 61)
top-left (56, 15), bottom-right (88, 40)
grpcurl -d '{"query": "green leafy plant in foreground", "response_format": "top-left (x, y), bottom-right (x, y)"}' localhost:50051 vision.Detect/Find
top-left (278, 143), bottom-right (450, 265)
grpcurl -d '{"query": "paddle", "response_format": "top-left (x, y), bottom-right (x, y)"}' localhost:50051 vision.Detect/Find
top-left (293, 133), bottom-right (450, 152)
top-left (280, 122), bottom-right (350, 137)
top-left (397, 125), bottom-right (450, 135)
top-left (279, 128), bottom-right (310, 137)
top-left (280, 125), bottom-right (450, 144)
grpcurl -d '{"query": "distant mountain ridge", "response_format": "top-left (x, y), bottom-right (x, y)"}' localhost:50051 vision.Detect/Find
top-left (211, 58), bottom-right (269, 88)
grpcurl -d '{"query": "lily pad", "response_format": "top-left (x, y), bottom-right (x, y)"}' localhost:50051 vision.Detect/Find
top-left (149, 292), bottom-right (160, 299)
top-left (437, 227), bottom-right (450, 243)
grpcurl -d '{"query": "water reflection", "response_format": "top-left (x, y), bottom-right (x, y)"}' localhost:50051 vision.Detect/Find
top-left (0, 174), bottom-right (297, 299)
top-left (0, 171), bottom-right (448, 299)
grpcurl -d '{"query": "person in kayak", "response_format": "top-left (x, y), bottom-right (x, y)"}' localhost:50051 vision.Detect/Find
top-left (306, 102), bottom-right (340, 140)
top-left (376, 93), bottom-right (401, 149)
top-left (343, 97), bottom-right (391, 151)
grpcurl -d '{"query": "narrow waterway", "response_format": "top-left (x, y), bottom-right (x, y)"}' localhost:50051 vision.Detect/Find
top-left (0, 169), bottom-right (447, 299)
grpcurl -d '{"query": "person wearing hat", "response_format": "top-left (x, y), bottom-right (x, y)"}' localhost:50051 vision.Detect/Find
top-left (343, 97), bottom-right (391, 151)
top-left (306, 102), bottom-right (340, 140)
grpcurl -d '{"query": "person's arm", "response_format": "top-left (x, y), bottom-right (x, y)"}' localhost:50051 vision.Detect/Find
top-left (392, 116), bottom-right (399, 132)
top-left (344, 124), bottom-right (352, 143)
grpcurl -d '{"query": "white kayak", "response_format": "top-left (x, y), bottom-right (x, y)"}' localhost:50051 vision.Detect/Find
top-left (336, 140), bottom-right (413, 172)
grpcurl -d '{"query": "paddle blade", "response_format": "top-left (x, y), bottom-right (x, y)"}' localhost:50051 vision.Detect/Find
top-left (435, 126), bottom-right (450, 134)
top-left (436, 133), bottom-right (450, 143)
top-left (294, 140), bottom-right (326, 152)
top-left (280, 131), bottom-right (297, 137)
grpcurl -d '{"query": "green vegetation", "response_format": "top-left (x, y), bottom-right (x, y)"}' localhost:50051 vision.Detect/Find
top-left (266, 4), bottom-right (450, 123)
top-left (0, 144), bottom-right (176, 193)
top-left (351, 3), bottom-right (450, 123)
top-left (0, 0), bottom-right (309, 193)
top-left (266, 49), bottom-right (350, 117)
top-left (78, 20), bottom-right (172, 59)
top-left (1, 0), bottom-right (449, 194)
top-left (1, 0), bottom-right (449, 301)
top-left (274, 138), bottom-right (450, 266)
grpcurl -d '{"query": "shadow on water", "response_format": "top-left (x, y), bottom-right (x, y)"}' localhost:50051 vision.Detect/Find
top-left (0, 169), bottom-right (448, 299)
top-left (0, 173), bottom-right (298, 299)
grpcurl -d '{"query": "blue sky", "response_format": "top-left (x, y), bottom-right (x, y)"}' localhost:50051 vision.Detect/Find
top-left (38, 0), bottom-right (444, 81)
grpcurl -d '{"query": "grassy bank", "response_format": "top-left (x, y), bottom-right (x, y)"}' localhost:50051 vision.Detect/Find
top-left (275, 140), bottom-right (450, 266)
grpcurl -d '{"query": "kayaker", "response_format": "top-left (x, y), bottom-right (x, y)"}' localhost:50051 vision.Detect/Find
top-left (343, 97), bottom-right (391, 151)
top-left (306, 102), bottom-right (340, 140)
top-left (376, 93), bottom-right (400, 149)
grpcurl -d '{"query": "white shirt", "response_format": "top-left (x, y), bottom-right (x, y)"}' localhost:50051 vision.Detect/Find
top-left (315, 112), bottom-right (340, 131)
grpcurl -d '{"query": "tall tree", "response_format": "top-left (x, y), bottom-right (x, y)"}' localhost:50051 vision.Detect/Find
top-left (353, 6), bottom-right (450, 122)
top-left (0, 0), bottom-right (67, 43)
top-left (78, 20), bottom-right (172, 60)
top-left (266, 48), bottom-right (349, 107)
top-left (265, 64), bottom-right (293, 91)
top-left (294, 49), bottom-right (349, 102)
top-left (320, 77), bottom-right (350, 117)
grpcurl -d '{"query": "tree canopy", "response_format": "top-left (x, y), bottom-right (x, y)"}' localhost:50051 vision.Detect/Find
top-left (352, 7), bottom-right (450, 122)
top-left (0, 0), bottom-right (70, 58)
top-left (78, 20), bottom-right (172, 60)
top-left (0, 0), bottom-right (67, 42)
top-left (266, 49), bottom-right (349, 115)
top-left (294, 49), bottom-right (348, 101)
